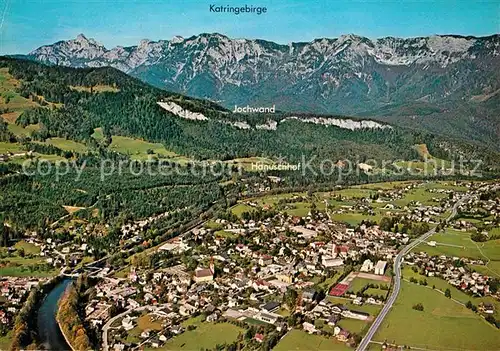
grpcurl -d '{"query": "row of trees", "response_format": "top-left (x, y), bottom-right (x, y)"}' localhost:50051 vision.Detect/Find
top-left (57, 277), bottom-right (92, 351)
top-left (9, 276), bottom-right (63, 350)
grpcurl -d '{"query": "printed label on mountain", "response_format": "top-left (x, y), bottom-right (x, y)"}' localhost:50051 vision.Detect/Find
top-left (233, 105), bottom-right (275, 113)
top-left (209, 5), bottom-right (267, 15)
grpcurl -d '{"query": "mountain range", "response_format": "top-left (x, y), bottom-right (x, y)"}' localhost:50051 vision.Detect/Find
top-left (16, 33), bottom-right (500, 147)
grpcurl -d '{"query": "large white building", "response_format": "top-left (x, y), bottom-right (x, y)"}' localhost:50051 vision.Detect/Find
top-left (375, 260), bottom-right (387, 275)
top-left (360, 259), bottom-right (374, 272)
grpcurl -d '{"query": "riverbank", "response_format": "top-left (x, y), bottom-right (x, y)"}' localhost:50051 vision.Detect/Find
top-left (56, 278), bottom-right (92, 351)
top-left (56, 311), bottom-right (77, 351)
top-left (9, 275), bottom-right (64, 350)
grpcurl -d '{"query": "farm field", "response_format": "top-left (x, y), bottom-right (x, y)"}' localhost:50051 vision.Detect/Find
top-left (413, 228), bottom-right (500, 275)
top-left (91, 127), bottom-right (104, 140)
top-left (331, 212), bottom-right (382, 226)
top-left (0, 332), bottom-right (12, 351)
top-left (0, 241), bottom-right (56, 277)
top-left (108, 136), bottom-right (190, 163)
top-left (327, 188), bottom-right (377, 200)
top-left (348, 277), bottom-right (389, 295)
top-left (35, 137), bottom-right (88, 153)
top-left (336, 318), bottom-right (369, 335)
top-left (7, 122), bottom-right (40, 136)
top-left (249, 192), bottom-right (307, 206)
top-left (394, 186), bottom-right (448, 207)
top-left (214, 230), bottom-right (237, 239)
top-left (374, 281), bottom-right (499, 350)
top-left (124, 313), bottom-right (165, 343)
top-left (0, 141), bottom-right (23, 153)
top-left (281, 202), bottom-right (312, 217)
top-left (350, 181), bottom-right (413, 190)
top-left (158, 322), bottom-right (243, 351)
top-left (402, 266), bottom-right (500, 320)
top-left (231, 203), bottom-right (255, 217)
top-left (273, 329), bottom-right (351, 351)
top-left (14, 240), bottom-right (41, 255)
top-left (0, 258), bottom-right (57, 277)
top-left (0, 68), bottom-right (37, 113)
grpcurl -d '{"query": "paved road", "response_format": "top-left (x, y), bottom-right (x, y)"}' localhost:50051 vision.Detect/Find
top-left (356, 194), bottom-right (469, 351)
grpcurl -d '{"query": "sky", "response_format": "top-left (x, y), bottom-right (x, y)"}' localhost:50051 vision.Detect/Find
top-left (1, 0), bottom-right (499, 54)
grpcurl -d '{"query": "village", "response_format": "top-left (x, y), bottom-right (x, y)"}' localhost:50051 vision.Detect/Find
top-left (1, 180), bottom-right (499, 350)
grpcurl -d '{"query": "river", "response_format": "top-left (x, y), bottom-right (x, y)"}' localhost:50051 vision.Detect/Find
top-left (36, 278), bottom-right (72, 351)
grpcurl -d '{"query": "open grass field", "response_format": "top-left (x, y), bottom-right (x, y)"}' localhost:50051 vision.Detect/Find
top-left (330, 188), bottom-right (377, 199)
top-left (203, 220), bottom-right (223, 230)
top-left (394, 186), bottom-right (447, 207)
top-left (0, 141), bottom-right (23, 153)
top-left (123, 313), bottom-right (166, 343)
top-left (402, 266), bottom-right (500, 320)
top-left (415, 144), bottom-right (453, 168)
top-left (0, 331), bottom-right (12, 351)
top-left (214, 230), bottom-right (237, 239)
top-left (7, 122), bottom-right (40, 136)
top-left (0, 68), bottom-right (38, 112)
top-left (69, 84), bottom-right (120, 93)
top-left (234, 193), bottom-right (328, 219)
top-left (231, 203), bottom-right (254, 217)
top-left (63, 205), bottom-right (86, 214)
top-left (274, 329), bottom-right (351, 351)
top-left (374, 281), bottom-right (500, 350)
top-left (489, 227), bottom-right (500, 236)
top-left (5, 152), bottom-right (67, 165)
top-left (108, 136), bottom-right (190, 163)
top-left (413, 229), bottom-right (500, 272)
top-left (35, 137), bottom-right (88, 153)
top-left (91, 127), bottom-right (104, 140)
top-left (394, 160), bottom-right (441, 174)
top-left (348, 277), bottom-right (389, 294)
top-left (14, 240), bottom-right (41, 254)
top-left (423, 181), bottom-right (469, 192)
top-left (337, 318), bottom-right (370, 335)
top-left (351, 181), bottom-right (413, 190)
top-left (0, 263), bottom-right (56, 277)
top-left (113, 266), bottom-right (130, 279)
top-left (392, 145), bottom-right (453, 174)
top-left (242, 192), bottom-right (328, 218)
top-left (137, 314), bottom-right (165, 331)
top-left (0, 244), bottom-right (56, 277)
top-left (314, 273), bottom-right (342, 293)
top-left (160, 322), bottom-right (243, 350)
top-left (109, 136), bottom-right (176, 156)
top-left (282, 202), bottom-right (312, 217)
top-left (181, 315), bottom-right (204, 327)
top-left (1, 111), bottom-right (21, 123)
top-left (250, 192), bottom-right (307, 206)
top-left (331, 212), bottom-right (382, 226)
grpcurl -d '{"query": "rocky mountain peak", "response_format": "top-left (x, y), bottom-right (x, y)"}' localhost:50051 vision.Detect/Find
top-left (24, 32), bottom-right (499, 119)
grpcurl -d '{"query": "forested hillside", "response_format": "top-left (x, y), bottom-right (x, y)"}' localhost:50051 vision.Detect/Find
top-left (0, 56), bottom-right (499, 253)
top-left (1, 57), bottom-right (496, 165)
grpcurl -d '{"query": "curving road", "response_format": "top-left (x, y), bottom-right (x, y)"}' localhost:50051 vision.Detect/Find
top-left (102, 305), bottom-right (158, 351)
top-left (356, 194), bottom-right (470, 351)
